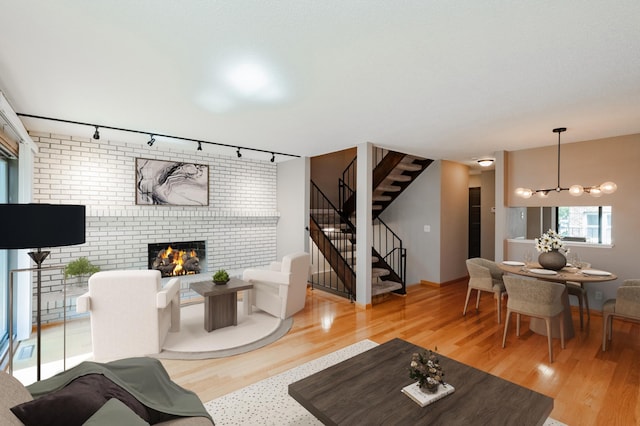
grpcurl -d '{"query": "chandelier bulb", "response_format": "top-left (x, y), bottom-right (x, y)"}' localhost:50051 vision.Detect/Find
top-left (600, 181), bottom-right (617, 194)
top-left (515, 187), bottom-right (533, 199)
top-left (569, 185), bottom-right (584, 196)
top-left (589, 187), bottom-right (603, 198)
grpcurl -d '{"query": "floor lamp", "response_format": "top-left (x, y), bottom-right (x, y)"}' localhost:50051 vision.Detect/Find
top-left (0, 203), bottom-right (85, 381)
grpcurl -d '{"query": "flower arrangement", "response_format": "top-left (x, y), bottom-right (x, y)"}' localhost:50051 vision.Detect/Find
top-left (534, 229), bottom-right (567, 253)
top-left (409, 349), bottom-right (445, 393)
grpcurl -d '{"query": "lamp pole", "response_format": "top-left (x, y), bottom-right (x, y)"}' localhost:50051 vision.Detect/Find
top-left (27, 248), bottom-right (50, 381)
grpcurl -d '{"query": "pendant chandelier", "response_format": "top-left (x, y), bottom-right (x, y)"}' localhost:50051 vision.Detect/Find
top-left (515, 127), bottom-right (617, 199)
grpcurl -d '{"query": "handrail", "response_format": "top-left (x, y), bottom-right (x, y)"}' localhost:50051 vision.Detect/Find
top-left (373, 146), bottom-right (389, 169)
top-left (339, 156), bottom-right (357, 213)
top-left (310, 181), bottom-right (355, 299)
top-left (373, 217), bottom-right (406, 290)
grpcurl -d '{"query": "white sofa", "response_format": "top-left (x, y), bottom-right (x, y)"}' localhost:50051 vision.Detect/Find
top-left (242, 252), bottom-right (310, 320)
top-left (76, 270), bottom-right (181, 361)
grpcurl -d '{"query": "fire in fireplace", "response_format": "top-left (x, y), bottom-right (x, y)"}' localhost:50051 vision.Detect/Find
top-left (148, 241), bottom-right (205, 277)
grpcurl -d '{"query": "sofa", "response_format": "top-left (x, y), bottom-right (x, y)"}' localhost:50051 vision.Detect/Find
top-left (1, 357), bottom-right (213, 425)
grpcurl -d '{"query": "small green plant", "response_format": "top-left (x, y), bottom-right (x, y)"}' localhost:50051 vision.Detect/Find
top-left (213, 269), bottom-right (229, 283)
top-left (64, 257), bottom-right (100, 279)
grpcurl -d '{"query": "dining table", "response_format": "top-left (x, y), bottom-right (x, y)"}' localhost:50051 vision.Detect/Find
top-left (498, 261), bottom-right (617, 340)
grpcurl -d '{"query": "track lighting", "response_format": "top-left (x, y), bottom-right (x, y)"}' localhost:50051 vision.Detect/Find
top-left (17, 113), bottom-right (301, 161)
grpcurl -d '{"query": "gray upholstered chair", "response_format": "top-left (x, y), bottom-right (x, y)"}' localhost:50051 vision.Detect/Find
top-left (502, 275), bottom-right (566, 363)
top-left (602, 279), bottom-right (640, 351)
top-left (567, 262), bottom-right (591, 330)
top-left (464, 258), bottom-right (506, 323)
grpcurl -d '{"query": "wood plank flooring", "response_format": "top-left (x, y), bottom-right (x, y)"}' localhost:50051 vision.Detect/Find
top-left (161, 282), bottom-right (640, 426)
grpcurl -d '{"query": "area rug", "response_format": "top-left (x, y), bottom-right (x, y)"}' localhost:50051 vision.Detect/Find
top-left (152, 302), bottom-right (292, 360)
top-left (204, 339), bottom-right (567, 426)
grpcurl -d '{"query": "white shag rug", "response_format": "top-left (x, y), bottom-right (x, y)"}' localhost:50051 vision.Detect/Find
top-left (204, 340), bottom-right (566, 426)
top-left (153, 302), bottom-right (292, 359)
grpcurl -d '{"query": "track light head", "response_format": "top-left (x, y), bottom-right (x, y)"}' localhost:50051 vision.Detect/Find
top-left (93, 126), bottom-right (100, 140)
top-left (147, 135), bottom-right (155, 146)
top-left (270, 153), bottom-right (275, 162)
top-left (197, 142), bottom-right (202, 151)
top-left (236, 148), bottom-right (242, 158)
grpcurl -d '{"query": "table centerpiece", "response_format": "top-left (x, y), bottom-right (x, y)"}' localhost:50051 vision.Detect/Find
top-left (534, 229), bottom-right (568, 270)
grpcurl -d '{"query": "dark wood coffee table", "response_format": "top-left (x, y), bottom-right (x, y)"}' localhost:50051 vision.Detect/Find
top-left (289, 338), bottom-right (553, 425)
top-left (189, 278), bottom-right (253, 332)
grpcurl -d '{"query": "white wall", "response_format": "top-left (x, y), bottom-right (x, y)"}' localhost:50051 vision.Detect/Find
top-left (380, 161), bottom-right (442, 285)
top-left (480, 170), bottom-right (496, 259)
top-left (28, 131), bottom-right (280, 322)
top-left (276, 156), bottom-right (310, 258)
top-left (439, 161), bottom-right (469, 282)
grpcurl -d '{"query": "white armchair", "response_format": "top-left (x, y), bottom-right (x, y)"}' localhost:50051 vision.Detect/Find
top-left (242, 252), bottom-right (310, 320)
top-left (76, 270), bottom-right (181, 361)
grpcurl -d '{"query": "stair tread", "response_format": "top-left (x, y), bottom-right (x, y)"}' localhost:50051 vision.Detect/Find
top-left (373, 195), bottom-right (392, 201)
top-left (395, 163), bottom-right (422, 172)
top-left (377, 184), bottom-right (401, 192)
top-left (372, 280), bottom-right (403, 296)
top-left (385, 174), bottom-right (412, 182)
top-left (372, 268), bottom-right (390, 277)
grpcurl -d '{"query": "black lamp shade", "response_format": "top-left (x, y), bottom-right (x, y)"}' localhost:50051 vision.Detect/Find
top-left (0, 203), bottom-right (86, 249)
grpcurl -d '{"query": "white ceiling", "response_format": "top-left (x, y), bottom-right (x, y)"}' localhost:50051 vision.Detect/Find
top-left (1, 1), bottom-right (639, 165)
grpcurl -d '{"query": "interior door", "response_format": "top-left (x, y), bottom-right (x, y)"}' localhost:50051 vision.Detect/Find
top-left (468, 187), bottom-right (481, 258)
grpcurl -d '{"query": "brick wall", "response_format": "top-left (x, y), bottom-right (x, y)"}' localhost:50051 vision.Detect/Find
top-left (29, 132), bottom-right (279, 323)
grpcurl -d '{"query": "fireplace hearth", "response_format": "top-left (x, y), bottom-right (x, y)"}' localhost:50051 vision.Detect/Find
top-left (148, 240), bottom-right (206, 277)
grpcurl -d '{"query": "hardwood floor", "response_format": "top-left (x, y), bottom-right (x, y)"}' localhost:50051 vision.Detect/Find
top-left (162, 281), bottom-right (640, 426)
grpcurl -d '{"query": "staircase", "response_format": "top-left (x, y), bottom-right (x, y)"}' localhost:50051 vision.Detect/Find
top-left (310, 147), bottom-right (432, 302)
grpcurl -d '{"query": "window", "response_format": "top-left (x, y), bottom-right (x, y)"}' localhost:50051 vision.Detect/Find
top-left (557, 206), bottom-right (612, 244)
top-left (0, 158), bottom-right (8, 354)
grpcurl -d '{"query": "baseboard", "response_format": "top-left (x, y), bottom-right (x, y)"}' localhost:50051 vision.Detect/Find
top-left (420, 276), bottom-right (468, 288)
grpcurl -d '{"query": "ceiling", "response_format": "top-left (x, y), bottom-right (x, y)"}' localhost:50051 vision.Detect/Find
top-left (1, 1), bottom-right (639, 166)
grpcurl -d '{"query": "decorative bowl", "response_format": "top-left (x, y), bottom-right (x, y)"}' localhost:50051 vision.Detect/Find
top-left (213, 279), bottom-right (229, 285)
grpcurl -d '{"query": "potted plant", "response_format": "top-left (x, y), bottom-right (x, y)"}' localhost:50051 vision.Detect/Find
top-left (409, 348), bottom-right (446, 393)
top-left (212, 269), bottom-right (230, 285)
top-left (64, 257), bottom-right (100, 287)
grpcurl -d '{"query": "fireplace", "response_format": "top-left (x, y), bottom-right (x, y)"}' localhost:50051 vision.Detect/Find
top-left (148, 240), bottom-right (206, 277)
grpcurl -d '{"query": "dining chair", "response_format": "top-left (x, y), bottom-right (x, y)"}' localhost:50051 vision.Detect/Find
top-left (602, 279), bottom-right (640, 351)
top-left (567, 262), bottom-right (591, 330)
top-left (502, 276), bottom-right (566, 363)
top-left (464, 258), bottom-right (506, 323)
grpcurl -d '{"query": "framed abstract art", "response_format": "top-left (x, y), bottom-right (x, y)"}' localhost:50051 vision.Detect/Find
top-left (135, 158), bottom-right (209, 206)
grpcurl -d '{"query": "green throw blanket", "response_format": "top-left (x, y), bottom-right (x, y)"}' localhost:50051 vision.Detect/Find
top-left (26, 357), bottom-right (212, 423)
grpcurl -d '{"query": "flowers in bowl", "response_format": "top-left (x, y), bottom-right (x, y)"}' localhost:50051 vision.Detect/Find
top-left (534, 229), bottom-right (567, 253)
top-left (409, 349), bottom-right (445, 393)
